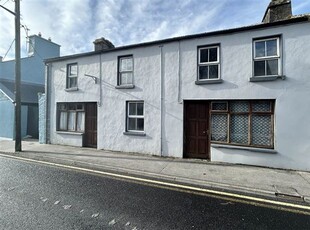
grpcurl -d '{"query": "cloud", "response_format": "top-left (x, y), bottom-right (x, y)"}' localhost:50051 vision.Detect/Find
top-left (0, 0), bottom-right (309, 61)
top-left (293, 0), bottom-right (310, 15)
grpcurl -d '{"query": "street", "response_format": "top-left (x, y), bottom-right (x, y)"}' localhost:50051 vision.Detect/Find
top-left (0, 155), bottom-right (309, 229)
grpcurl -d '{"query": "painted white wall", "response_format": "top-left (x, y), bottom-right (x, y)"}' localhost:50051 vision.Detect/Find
top-left (98, 45), bottom-right (162, 155)
top-left (49, 55), bottom-right (101, 147)
top-left (48, 21), bottom-right (310, 170)
top-left (164, 21), bottom-right (310, 170)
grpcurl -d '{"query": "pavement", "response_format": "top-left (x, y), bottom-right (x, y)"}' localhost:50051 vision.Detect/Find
top-left (1, 138), bottom-right (310, 206)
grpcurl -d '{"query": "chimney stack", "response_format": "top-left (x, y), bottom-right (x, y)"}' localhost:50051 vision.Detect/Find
top-left (262, 0), bottom-right (292, 23)
top-left (93, 37), bottom-right (115, 51)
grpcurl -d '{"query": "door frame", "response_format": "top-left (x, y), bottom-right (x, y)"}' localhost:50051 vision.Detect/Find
top-left (84, 102), bottom-right (97, 148)
top-left (183, 100), bottom-right (211, 160)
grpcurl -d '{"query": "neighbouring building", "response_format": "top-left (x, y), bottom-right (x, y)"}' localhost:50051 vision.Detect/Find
top-left (44, 0), bottom-right (310, 171)
top-left (0, 34), bottom-right (60, 139)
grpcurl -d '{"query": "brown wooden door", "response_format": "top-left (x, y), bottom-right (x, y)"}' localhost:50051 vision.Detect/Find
top-left (184, 101), bottom-right (210, 159)
top-left (84, 103), bottom-right (97, 148)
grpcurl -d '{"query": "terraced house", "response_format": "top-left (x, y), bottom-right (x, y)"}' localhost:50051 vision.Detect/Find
top-left (0, 34), bottom-right (60, 139)
top-left (44, 0), bottom-right (310, 171)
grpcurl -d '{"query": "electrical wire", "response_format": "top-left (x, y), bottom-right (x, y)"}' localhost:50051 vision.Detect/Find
top-left (21, 23), bottom-right (45, 61)
top-left (2, 39), bottom-right (15, 60)
top-left (1, 0), bottom-right (11, 6)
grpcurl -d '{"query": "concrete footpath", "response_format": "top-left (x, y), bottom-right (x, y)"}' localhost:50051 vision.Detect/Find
top-left (1, 139), bottom-right (310, 205)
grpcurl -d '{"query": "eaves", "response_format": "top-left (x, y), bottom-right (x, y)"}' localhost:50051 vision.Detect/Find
top-left (45, 15), bottom-right (309, 63)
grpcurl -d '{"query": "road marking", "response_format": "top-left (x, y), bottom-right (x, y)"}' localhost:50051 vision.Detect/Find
top-left (1, 153), bottom-right (310, 215)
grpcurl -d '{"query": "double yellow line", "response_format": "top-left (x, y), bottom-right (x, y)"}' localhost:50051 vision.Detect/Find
top-left (1, 153), bottom-right (310, 215)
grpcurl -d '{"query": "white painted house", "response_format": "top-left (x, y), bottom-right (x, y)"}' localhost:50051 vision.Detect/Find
top-left (44, 0), bottom-right (310, 171)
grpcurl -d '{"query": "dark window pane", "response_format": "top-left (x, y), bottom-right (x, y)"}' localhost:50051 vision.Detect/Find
top-left (199, 66), bottom-right (209, 79)
top-left (68, 104), bottom-right (76, 110)
top-left (230, 115), bottom-right (248, 144)
top-left (211, 114), bottom-right (228, 142)
top-left (137, 118), bottom-right (144, 131)
top-left (255, 41), bottom-right (265, 58)
top-left (266, 39), bottom-right (277, 56)
top-left (209, 48), bottom-right (218, 62)
top-left (129, 103), bottom-right (136, 115)
top-left (266, 59), bottom-right (278, 75)
top-left (252, 115), bottom-right (272, 146)
top-left (230, 101), bottom-right (249, 113)
top-left (69, 77), bottom-right (77, 88)
top-left (200, 49), bottom-right (209, 63)
top-left (137, 103), bottom-right (143, 115)
top-left (211, 102), bottom-right (227, 111)
top-left (252, 101), bottom-right (271, 112)
top-left (128, 118), bottom-right (136, 130)
top-left (76, 104), bottom-right (84, 110)
top-left (59, 104), bottom-right (67, 110)
top-left (254, 60), bottom-right (266, 76)
top-left (209, 65), bottom-right (219, 79)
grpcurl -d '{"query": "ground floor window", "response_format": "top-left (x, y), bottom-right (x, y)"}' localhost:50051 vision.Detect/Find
top-left (57, 103), bottom-right (85, 132)
top-left (126, 101), bottom-right (144, 132)
top-left (211, 100), bottom-right (274, 148)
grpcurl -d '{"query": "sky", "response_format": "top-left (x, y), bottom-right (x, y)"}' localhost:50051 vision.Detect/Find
top-left (0, 0), bottom-right (310, 60)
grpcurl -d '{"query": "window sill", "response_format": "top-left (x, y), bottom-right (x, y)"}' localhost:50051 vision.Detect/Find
top-left (123, 131), bottom-right (146, 136)
top-left (65, 87), bottom-right (79, 92)
top-left (195, 79), bottom-right (223, 85)
top-left (211, 143), bottom-right (277, 154)
top-left (250, 75), bottom-right (285, 82)
top-left (56, 131), bottom-right (83, 136)
top-left (115, 84), bottom-right (135, 89)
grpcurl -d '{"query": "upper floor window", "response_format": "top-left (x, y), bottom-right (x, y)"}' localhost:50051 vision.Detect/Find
top-left (67, 63), bottom-right (78, 89)
top-left (198, 45), bottom-right (220, 81)
top-left (118, 56), bottom-right (133, 86)
top-left (253, 37), bottom-right (280, 77)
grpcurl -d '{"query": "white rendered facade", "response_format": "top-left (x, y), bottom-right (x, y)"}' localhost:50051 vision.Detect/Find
top-left (46, 19), bottom-right (310, 171)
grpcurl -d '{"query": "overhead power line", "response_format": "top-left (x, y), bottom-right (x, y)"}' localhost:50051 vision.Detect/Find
top-left (2, 39), bottom-right (15, 60)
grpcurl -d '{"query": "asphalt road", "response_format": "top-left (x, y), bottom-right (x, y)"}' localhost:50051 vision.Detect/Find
top-left (0, 155), bottom-right (309, 230)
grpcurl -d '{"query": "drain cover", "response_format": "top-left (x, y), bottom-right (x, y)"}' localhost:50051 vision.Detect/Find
top-left (274, 185), bottom-right (304, 200)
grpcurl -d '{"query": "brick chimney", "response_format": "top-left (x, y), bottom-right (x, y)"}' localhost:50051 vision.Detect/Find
top-left (262, 0), bottom-right (292, 23)
top-left (93, 37), bottom-right (115, 51)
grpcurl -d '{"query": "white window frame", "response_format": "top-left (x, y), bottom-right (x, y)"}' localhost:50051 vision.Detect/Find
top-left (126, 101), bottom-right (144, 132)
top-left (67, 63), bottom-right (78, 89)
top-left (118, 56), bottom-right (134, 86)
top-left (253, 37), bottom-right (281, 77)
top-left (198, 45), bottom-right (220, 81)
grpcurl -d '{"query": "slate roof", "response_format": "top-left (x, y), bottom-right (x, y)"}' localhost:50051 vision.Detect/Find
top-left (45, 14), bottom-right (310, 63)
top-left (0, 79), bottom-right (44, 104)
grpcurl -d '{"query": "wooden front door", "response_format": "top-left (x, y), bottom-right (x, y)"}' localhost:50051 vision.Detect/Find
top-left (84, 103), bottom-right (97, 148)
top-left (184, 101), bottom-right (210, 159)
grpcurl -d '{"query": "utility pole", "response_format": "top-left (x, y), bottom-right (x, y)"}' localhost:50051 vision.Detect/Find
top-left (0, 0), bottom-right (21, 151)
top-left (15, 0), bottom-right (22, 152)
